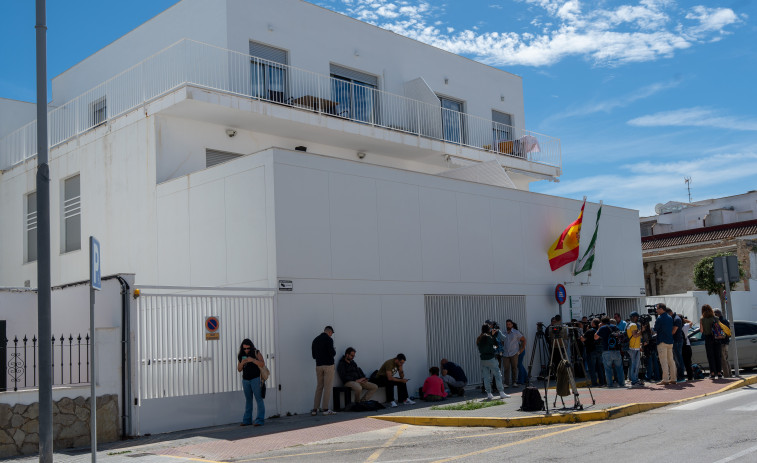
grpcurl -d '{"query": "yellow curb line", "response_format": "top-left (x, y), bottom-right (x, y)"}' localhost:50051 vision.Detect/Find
top-left (370, 375), bottom-right (757, 428)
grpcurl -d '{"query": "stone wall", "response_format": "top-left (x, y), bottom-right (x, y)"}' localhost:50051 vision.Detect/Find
top-left (0, 394), bottom-right (119, 458)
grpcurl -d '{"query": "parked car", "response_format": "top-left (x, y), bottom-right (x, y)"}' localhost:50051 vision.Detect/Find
top-left (688, 320), bottom-right (757, 372)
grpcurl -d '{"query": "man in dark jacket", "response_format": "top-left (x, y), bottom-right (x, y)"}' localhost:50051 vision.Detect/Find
top-left (311, 326), bottom-right (336, 415)
top-left (337, 347), bottom-right (378, 403)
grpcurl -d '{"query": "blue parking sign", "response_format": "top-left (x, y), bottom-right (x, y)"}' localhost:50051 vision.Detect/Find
top-left (90, 237), bottom-right (101, 291)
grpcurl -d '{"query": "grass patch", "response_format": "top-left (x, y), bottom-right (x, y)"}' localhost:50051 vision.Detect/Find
top-left (431, 400), bottom-right (505, 411)
top-left (106, 450), bottom-right (132, 456)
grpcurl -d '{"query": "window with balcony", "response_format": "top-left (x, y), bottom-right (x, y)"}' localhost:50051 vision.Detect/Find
top-left (439, 96), bottom-right (465, 144)
top-left (89, 97), bottom-right (107, 127)
top-left (330, 65), bottom-right (378, 123)
top-left (250, 41), bottom-right (288, 103)
top-left (492, 110), bottom-right (513, 143)
top-left (61, 174), bottom-right (81, 253)
top-left (25, 192), bottom-right (37, 263)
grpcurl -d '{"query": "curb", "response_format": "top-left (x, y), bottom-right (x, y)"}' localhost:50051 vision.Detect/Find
top-left (370, 375), bottom-right (757, 428)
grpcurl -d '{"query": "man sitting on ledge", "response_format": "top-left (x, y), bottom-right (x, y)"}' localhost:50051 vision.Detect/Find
top-left (372, 353), bottom-right (416, 408)
top-left (337, 347), bottom-right (378, 404)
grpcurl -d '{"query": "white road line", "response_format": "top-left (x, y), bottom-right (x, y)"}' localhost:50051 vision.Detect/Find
top-left (712, 443), bottom-right (757, 463)
top-left (670, 389), bottom-right (757, 411)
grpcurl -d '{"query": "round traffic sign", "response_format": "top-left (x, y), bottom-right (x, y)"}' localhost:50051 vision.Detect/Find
top-left (205, 316), bottom-right (219, 333)
top-left (555, 284), bottom-right (567, 305)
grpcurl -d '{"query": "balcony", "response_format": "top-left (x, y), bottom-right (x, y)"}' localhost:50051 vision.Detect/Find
top-left (0, 39), bottom-right (560, 175)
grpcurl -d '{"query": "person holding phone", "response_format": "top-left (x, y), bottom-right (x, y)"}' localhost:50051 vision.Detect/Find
top-left (237, 338), bottom-right (265, 426)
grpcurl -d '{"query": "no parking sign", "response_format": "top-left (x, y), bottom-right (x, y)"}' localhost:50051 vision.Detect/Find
top-left (205, 316), bottom-right (220, 340)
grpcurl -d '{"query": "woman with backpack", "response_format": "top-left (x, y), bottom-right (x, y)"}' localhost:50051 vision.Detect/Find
top-left (477, 324), bottom-right (510, 401)
top-left (700, 305), bottom-right (722, 379)
top-left (237, 338), bottom-right (266, 426)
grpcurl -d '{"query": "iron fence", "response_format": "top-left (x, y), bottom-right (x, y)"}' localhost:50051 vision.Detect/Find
top-left (1, 333), bottom-right (90, 392)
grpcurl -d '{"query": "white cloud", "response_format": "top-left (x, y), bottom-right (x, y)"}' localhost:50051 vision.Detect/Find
top-left (550, 79), bottom-right (680, 119)
top-left (324, 0), bottom-right (743, 67)
top-left (628, 107), bottom-right (757, 131)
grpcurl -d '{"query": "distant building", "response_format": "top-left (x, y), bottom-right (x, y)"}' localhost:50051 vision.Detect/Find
top-left (641, 191), bottom-right (757, 296)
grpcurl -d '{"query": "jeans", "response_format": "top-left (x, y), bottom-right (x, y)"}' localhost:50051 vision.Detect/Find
top-left (602, 351), bottom-right (624, 387)
top-left (481, 358), bottom-right (504, 394)
top-left (628, 349), bottom-right (641, 384)
top-left (587, 350), bottom-right (603, 386)
top-left (242, 377), bottom-right (265, 425)
top-left (517, 350), bottom-right (528, 384)
top-left (645, 348), bottom-right (661, 381)
top-left (373, 376), bottom-right (409, 403)
top-left (673, 338), bottom-right (685, 380)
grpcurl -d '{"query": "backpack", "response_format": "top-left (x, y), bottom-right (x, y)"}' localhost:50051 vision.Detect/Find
top-left (691, 364), bottom-right (706, 380)
top-left (607, 326), bottom-right (627, 351)
top-left (712, 321), bottom-right (725, 339)
top-left (520, 386), bottom-right (544, 412)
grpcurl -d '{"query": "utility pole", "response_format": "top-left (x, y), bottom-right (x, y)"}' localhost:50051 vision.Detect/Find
top-left (35, 0), bottom-right (53, 461)
top-left (685, 177), bottom-right (692, 203)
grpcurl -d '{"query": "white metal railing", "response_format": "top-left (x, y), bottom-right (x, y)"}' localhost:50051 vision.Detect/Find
top-left (0, 39), bottom-right (561, 171)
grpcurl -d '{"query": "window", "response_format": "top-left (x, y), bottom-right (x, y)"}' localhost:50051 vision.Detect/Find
top-left (330, 65), bottom-right (378, 123)
top-left (439, 96), bottom-right (465, 144)
top-left (62, 175), bottom-right (81, 253)
top-left (206, 149), bottom-right (242, 168)
top-left (89, 97), bottom-right (107, 127)
top-left (25, 192), bottom-right (37, 263)
top-left (250, 41), bottom-right (288, 103)
top-left (492, 110), bottom-right (513, 144)
top-left (735, 322), bottom-right (757, 337)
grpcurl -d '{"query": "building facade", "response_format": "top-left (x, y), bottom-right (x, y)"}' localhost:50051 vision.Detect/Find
top-left (1, 0), bottom-right (644, 433)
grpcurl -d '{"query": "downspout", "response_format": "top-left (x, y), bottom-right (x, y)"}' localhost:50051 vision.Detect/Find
top-left (115, 276), bottom-right (132, 438)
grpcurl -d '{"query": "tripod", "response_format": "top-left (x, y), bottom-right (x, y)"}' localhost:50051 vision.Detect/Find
top-left (525, 323), bottom-right (551, 413)
top-left (544, 328), bottom-right (595, 411)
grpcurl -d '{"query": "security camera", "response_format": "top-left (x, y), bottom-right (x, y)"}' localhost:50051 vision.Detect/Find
top-left (226, 129), bottom-right (237, 138)
top-left (357, 151), bottom-right (366, 159)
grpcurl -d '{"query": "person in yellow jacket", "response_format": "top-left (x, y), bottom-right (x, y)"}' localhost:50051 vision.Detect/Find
top-left (626, 312), bottom-right (643, 387)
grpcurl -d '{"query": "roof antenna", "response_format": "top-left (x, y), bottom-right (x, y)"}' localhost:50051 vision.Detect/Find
top-left (685, 177), bottom-right (692, 203)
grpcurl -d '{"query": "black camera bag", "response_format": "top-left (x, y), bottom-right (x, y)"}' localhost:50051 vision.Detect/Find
top-left (520, 386), bottom-right (544, 412)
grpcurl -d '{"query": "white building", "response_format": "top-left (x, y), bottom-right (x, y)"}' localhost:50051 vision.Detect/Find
top-left (0, 0), bottom-right (644, 434)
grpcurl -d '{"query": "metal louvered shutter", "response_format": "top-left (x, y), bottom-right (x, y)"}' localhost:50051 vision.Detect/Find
top-left (605, 298), bottom-right (643, 321)
top-left (206, 149), bottom-right (242, 168)
top-left (424, 295), bottom-right (527, 385)
top-left (249, 41), bottom-right (288, 64)
top-left (330, 64), bottom-right (378, 87)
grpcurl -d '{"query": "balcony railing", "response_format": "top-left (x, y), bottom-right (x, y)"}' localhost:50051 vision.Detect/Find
top-left (0, 39), bottom-right (560, 171)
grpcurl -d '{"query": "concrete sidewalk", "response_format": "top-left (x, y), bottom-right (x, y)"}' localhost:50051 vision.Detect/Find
top-left (372, 374), bottom-right (757, 427)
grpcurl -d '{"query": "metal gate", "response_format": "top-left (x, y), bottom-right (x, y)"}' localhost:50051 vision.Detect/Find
top-left (580, 296), bottom-right (643, 321)
top-left (424, 295), bottom-right (526, 385)
top-left (135, 290), bottom-right (275, 402)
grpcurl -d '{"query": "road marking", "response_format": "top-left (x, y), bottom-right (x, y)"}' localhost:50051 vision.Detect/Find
top-left (446, 423), bottom-right (577, 440)
top-left (712, 443), bottom-right (757, 463)
top-left (430, 421), bottom-right (602, 462)
top-left (364, 424), bottom-right (409, 463)
top-left (159, 455), bottom-right (227, 463)
top-left (670, 389), bottom-right (757, 411)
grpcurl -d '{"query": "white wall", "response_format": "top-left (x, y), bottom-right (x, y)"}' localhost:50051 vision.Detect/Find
top-left (270, 149), bottom-right (643, 413)
top-left (0, 98), bottom-right (37, 138)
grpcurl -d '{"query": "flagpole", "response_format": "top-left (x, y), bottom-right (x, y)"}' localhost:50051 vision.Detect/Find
top-left (585, 200), bottom-right (603, 284)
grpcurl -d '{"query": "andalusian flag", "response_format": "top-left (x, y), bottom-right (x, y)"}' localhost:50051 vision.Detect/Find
top-left (574, 204), bottom-right (602, 275)
top-left (547, 200), bottom-right (585, 271)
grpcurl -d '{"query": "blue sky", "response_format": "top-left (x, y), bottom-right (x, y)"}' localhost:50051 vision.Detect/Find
top-left (2, 0), bottom-right (755, 216)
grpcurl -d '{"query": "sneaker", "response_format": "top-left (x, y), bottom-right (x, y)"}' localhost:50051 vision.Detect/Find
top-left (321, 409), bottom-right (337, 415)
top-left (499, 392), bottom-right (511, 399)
top-left (390, 401), bottom-right (398, 408)
top-left (310, 409), bottom-right (318, 416)
top-left (676, 379), bottom-right (686, 383)
top-left (403, 398), bottom-right (416, 405)
top-left (486, 393), bottom-right (494, 401)
top-left (656, 381), bottom-right (667, 386)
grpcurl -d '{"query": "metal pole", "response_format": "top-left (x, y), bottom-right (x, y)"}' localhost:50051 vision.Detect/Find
top-left (721, 259), bottom-right (740, 377)
top-left (35, 0), bottom-right (53, 461)
top-left (90, 239), bottom-right (97, 462)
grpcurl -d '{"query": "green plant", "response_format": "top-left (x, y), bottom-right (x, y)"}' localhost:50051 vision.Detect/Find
top-left (430, 399), bottom-right (504, 411)
top-left (692, 252), bottom-right (745, 308)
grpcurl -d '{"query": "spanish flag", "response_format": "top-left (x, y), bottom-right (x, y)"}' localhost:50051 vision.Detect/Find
top-left (547, 200), bottom-right (585, 271)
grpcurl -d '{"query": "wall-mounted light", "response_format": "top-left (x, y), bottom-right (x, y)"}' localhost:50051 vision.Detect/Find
top-left (357, 151), bottom-right (366, 159)
top-left (500, 95), bottom-right (505, 102)
top-left (295, 146), bottom-right (307, 152)
top-left (444, 77), bottom-right (449, 85)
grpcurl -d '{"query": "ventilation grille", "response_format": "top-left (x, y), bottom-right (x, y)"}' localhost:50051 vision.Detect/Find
top-left (206, 149), bottom-right (242, 168)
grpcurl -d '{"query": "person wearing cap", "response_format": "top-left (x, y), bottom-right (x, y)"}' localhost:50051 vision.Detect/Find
top-left (626, 312), bottom-right (643, 387)
top-left (311, 325), bottom-right (337, 415)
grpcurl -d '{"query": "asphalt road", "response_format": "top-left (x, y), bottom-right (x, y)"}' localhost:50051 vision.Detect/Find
top-left (218, 385), bottom-right (757, 463)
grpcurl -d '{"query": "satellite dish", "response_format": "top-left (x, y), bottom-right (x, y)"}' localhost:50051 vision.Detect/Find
top-left (654, 203), bottom-right (664, 215)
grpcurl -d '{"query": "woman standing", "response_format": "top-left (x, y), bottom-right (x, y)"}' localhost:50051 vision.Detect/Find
top-left (237, 338), bottom-right (266, 426)
top-left (477, 324), bottom-right (509, 400)
top-left (700, 305), bottom-right (722, 379)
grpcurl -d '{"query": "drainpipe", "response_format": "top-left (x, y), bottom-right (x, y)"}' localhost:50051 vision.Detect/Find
top-left (115, 276), bottom-right (132, 438)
